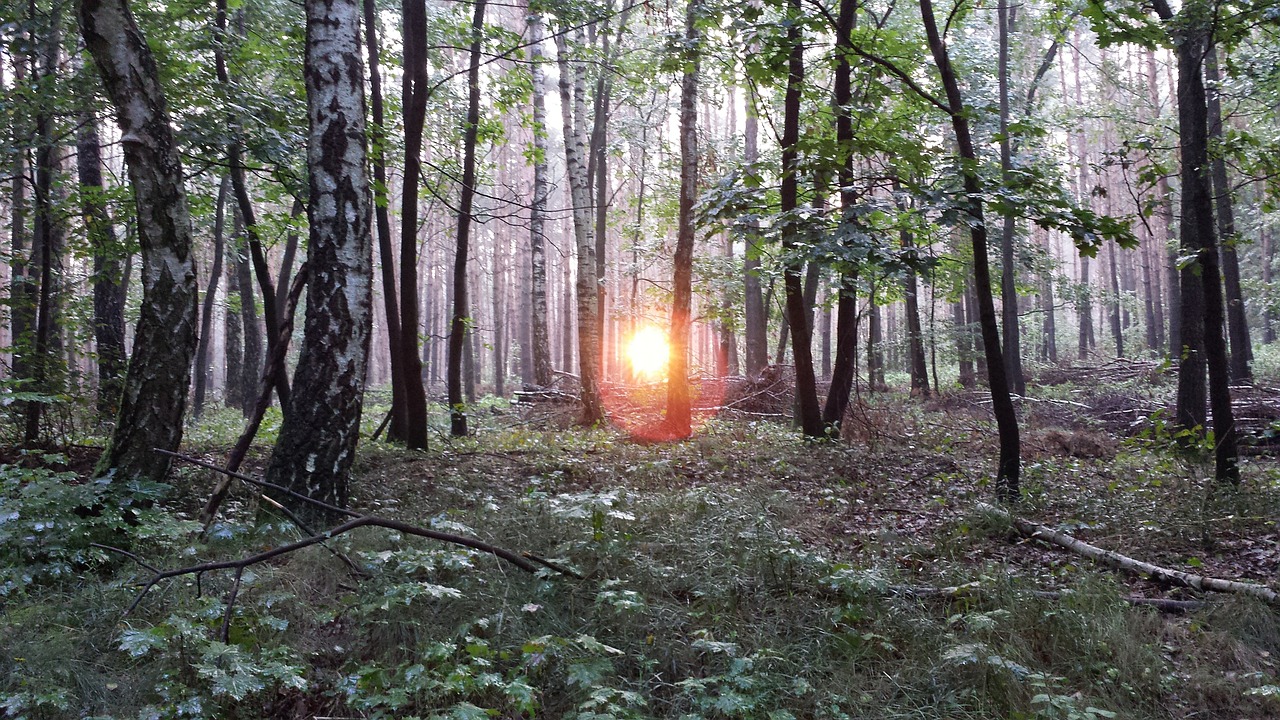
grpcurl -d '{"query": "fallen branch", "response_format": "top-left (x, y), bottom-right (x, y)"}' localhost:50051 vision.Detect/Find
top-left (978, 502), bottom-right (1278, 603)
top-left (888, 584), bottom-right (1205, 614)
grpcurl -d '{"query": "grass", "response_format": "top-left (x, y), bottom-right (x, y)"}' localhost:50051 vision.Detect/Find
top-left (2, 384), bottom-right (1280, 719)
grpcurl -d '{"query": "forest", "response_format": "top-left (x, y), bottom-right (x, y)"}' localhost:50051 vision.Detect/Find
top-left (3, 0), bottom-right (1280, 716)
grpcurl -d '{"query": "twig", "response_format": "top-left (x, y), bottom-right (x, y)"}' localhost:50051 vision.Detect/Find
top-left (90, 543), bottom-right (160, 574)
top-left (221, 568), bottom-right (243, 643)
top-left (522, 552), bottom-right (585, 579)
top-left (978, 502), bottom-right (1278, 603)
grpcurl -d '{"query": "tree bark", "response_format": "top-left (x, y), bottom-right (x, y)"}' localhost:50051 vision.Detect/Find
top-left (1155, 0), bottom-right (1237, 482)
top-left (264, 0), bottom-right (374, 523)
top-left (666, 0), bottom-right (699, 437)
top-left (363, 0), bottom-right (407, 440)
top-left (447, 0), bottom-right (487, 435)
top-left (528, 13), bottom-right (554, 387)
top-left (214, 1), bottom-right (289, 410)
top-left (921, 0), bottom-right (1019, 498)
top-left (397, 0), bottom-right (431, 446)
top-left (555, 27), bottom-right (604, 424)
top-left (1205, 44), bottom-right (1252, 382)
top-left (1264, 227), bottom-right (1275, 344)
top-left (78, 106), bottom-right (127, 418)
top-left (997, 0), bottom-right (1025, 395)
top-left (782, 0), bottom-right (822, 437)
top-left (81, 0), bottom-right (199, 483)
top-left (193, 177), bottom-right (229, 419)
top-left (742, 87), bottom-right (768, 377)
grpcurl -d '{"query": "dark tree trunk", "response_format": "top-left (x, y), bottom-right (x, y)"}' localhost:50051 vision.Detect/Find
top-left (448, 0), bottom-right (487, 435)
top-left (528, 13), bottom-right (553, 387)
top-left (225, 256), bottom-right (244, 410)
top-left (1206, 45), bottom-right (1252, 382)
top-left (193, 177), bottom-right (229, 419)
top-left (901, 226), bottom-right (930, 397)
top-left (782, 0), bottom-right (822, 436)
top-left (867, 284), bottom-right (885, 392)
top-left (921, 0), bottom-right (1019, 497)
top-left (997, 0), bottom-right (1025, 396)
top-left (81, 0), bottom-right (199, 482)
top-left (78, 107), bottom-right (127, 417)
top-left (24, 8), bottom-right (64, 445)
top-left (742, 91), bottom-right (767, 377)
top-left (1156, 0), bottom-right (1237, 481)
top-left (215, 0), bottom-right (289, 410)
top-left (955, 299), bottom-right (974, 388)
top-left (265, 0), bottom-right (374, 523)
top-left (1078, 256), bottom-right (1094, 360)
top-left (1108, 243), bottom-right (1124, 357)
top-left (9, 50), bottom-right (31, 386)
top-left (397, 0), bottom-right (430, 446)
top-left (363, 0), bottom-right (407, 439)
top-left (233, 213), bottom-right (263, 416)
top-left (666, 0), bottom-right (699, 437)
top-left (1040, 228), bottom-right (1058, 362)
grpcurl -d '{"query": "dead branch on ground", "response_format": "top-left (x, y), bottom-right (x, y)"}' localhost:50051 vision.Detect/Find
top-left (978, 502), bottom-right (1278, 603)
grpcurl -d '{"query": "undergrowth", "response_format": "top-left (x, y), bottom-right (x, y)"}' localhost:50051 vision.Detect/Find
top-left (2, 402), bottom-right (1279, 719)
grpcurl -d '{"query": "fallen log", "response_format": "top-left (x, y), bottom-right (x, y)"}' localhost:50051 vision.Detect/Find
top-left (977, 502), bottom-right (1278, 604)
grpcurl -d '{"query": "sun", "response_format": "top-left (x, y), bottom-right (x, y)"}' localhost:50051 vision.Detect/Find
top-left (626, 325), bottom-right (670, 380)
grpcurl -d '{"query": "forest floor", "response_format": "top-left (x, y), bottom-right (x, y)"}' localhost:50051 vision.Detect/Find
top-left (4, 364), bottom-right (1280, 719)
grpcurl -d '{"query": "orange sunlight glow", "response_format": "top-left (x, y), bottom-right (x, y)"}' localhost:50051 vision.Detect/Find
top-left (626, 325), bottom-right (670, 380)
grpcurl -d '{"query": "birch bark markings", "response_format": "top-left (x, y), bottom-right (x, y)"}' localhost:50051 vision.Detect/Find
top-left (80, 0), bottom-right (199, 483)
top-left (555, 28), bottom-right (605, 425)
top-left (528, 13), bottom-right (554, 388)
top-left (264, 0), bottom-right (373, 521)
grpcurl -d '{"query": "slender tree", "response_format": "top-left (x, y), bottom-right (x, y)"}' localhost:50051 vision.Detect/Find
top-left (1205, 45), bottom-right (1252, 382)
top-left (528, 12), bottom-right (554, 387)
top-left (920, 0), bottom-right (1019, 497)
top-left (666, 0), bottom-right (699, 437)
top-left (192, 177), bottom-right (230, 419)
top-left (448, 0), bottom-right (488, 435)
top-left (397, 0), bottom-right (430, 446)
top-left (781, 0), bottom-right (823, 437)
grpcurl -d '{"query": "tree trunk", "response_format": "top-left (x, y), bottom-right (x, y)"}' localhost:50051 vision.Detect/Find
top-left (78, 106), bottom-right (127, 418)
top-left (265, 0), bottom-right (374, 523)
top-left (193, 177), bottom-right (230, 419)
top-left (955, 299), bottom-right (974, 388)
top-left (1155, 0), bottom-right (1237, 481)
top-left (447, 0), bottom-right (487, 435)
top-left (233, 213), bottom-right (263, 416)
top-left (9, 49), bottom-right (31, 386)
top-left (921, 0), bottom-right (1019, 497)
top-left (225, 256), bottom-right (244, 410)
top-left (396, 0), bottom-right (431, 446)
top-left (782, 0), bottom-right (822, 436)
top-left (1206, 44), bottom-right (1252, 382)
top-left (1108, 242), bottom-right (1124, 357)
top-left (23, 7), bottom-right (65, 445)
top-left (666, 0), bottom-right (699, 437)
top-left (902, 226), bottom-right (930, 397)
top-left (81, 0), bottom-right (199, 482)
top-left (527, 13), bottom-right (553, 387)
top-left (997, 0), bottom-right (1025, 395)
top-left (1264, 227), bottom-right (1275, 344)
top-left (742, 88), bottom-right (767, 377)
top-left (867, 284), bottom-right (885, 392)
top-left (555, 27), bottom-right (604, 424)
top-left (215, 1), bottom-right (289, 410)
top-left (363, 0), bottom-right (407, 440)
